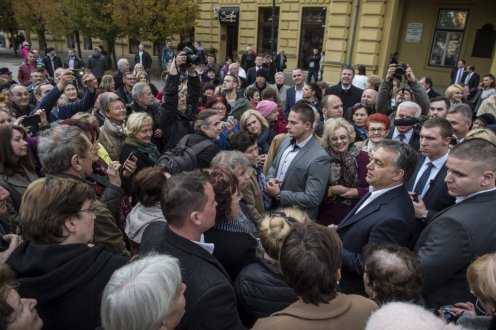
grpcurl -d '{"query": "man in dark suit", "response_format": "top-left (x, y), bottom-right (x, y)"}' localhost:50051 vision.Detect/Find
top-left (387, 101), bottom-right (422, 151)
top-left (140, 170), bottom-right (246, 330)
top-left (246, 54), bottom-right (264, 85)
top-left (134, 43), bottom-right (152, 75)
top-left (337, 140), bottom-right (418, 296)
top-left (461, 64), bottom-right (480, 97)
top-left (265, 103), bottom-right (330, 220)
top-left (419, 76), bottom-right (440, 99)
top-left (284, 68), bottom-right (305, 118)
top-left (450, 59), bottom-right (465, 84)
top-left (415, 139), bottom-right (496, 308)
top-left (324, 65), bottom-right (363, 115)
top-left (406, 118), bottom-right (455, 225)
top-left (42, 47), bottom-right (62, 78)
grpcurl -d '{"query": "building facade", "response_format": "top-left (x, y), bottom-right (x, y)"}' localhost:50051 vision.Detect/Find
top-left (196, 0), bottom-right (495, 87)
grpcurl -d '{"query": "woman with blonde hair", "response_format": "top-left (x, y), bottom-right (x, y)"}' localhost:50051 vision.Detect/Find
top-left (99, 75), bottom-right (115, 93)
top-left (240, 109), bottom-right (276, 166)
top-left (450, 253), bottom-right (496, 329)
top-left (235, 208), bottom-right (309, 327)
top-left (120, 112), bottom-right (160, 178)
top-left (317, 118), bottom-right (369, 226)
top-left (445, 84), bottom-right (464, 106)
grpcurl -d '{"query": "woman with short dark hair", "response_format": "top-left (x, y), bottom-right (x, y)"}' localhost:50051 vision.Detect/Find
top-left (253, 222), bottom-right (377, 329)
top-left (204, 165), bottom-right (257, 281)
top-left (6, 177), bottom-right (128, 330)
top-left (125, 167), bottom-right (168, 247)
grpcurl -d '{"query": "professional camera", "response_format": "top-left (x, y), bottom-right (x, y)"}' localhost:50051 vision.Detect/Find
top-left (395, 62), bottom-right (408, 76)
top-left (179, 47), bottom-right (203, 69)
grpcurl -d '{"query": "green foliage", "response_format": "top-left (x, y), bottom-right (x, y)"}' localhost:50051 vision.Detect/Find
top-left (112, 0), bottom-right (199, 43)
top-left (0, 0), bottom-right (18, 32)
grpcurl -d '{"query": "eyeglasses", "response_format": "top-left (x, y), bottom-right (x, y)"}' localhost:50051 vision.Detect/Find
top-left (79, 203), bottom-right (97, 215)
top-left (212, 106), bottom-right (227, 112)
top-left (368, 128), bottom-right (386, 133)
top-left (269, 211), bottom-right (297, 225)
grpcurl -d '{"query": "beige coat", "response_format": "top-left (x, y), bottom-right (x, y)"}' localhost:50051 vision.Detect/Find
top-left (253, 293), bottom-right (377, 330)
top-left (242, 170), bottom-right (265, 223)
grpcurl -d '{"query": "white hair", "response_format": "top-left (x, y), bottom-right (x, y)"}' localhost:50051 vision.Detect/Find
top-left (366, 302), bottom-right (463, 330)
top-left (101, 254), bottom-right (182, 330)
top-left (397, 101), bottom-right (422, 118)
top-left (117, 58), bottom-right (129, 69)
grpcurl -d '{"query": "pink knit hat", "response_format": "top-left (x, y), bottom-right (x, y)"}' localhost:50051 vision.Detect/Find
top-left (256, 100), bottom-right (278, 118)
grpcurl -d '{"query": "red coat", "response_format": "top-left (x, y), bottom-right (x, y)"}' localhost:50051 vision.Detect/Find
top-left (18, 62), bottom-right (34, 86)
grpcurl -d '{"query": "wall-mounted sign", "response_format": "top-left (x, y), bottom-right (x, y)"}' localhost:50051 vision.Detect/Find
top-left (406, 23), bottom-right (423, 43)
top-left (219, 7), bottom-right (239, 25)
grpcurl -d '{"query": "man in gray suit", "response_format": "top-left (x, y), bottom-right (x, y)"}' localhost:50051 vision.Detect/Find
top-left (265, 103), bottom-right (330, 220)
top-left (415, 138), bottom-right (496, 308)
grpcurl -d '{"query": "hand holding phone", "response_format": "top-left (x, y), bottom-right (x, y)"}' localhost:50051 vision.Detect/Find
top-left (22, 114), bottom-right (41, 127)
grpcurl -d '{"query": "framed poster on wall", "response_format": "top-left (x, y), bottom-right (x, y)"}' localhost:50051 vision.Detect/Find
top-left (429, 9), bottom-right (468, 67)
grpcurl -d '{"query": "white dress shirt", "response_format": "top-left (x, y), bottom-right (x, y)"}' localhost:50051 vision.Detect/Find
top-left (276, 134), bottom-right (313, 182)
top-left (412, 153), bottom-right (449, 197)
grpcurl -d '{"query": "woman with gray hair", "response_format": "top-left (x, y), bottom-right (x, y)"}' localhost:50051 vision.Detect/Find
top-left (101, 254), bottom-right (186, 330)
top-left (99, 92), bottom-right (128, 160)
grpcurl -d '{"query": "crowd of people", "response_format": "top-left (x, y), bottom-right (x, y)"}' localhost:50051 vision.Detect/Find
top-left (0, 41), bottom-right (495, 330)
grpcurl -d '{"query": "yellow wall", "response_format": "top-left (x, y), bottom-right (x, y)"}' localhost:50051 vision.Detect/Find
top-left (396, 0), bottom-right (496, 88)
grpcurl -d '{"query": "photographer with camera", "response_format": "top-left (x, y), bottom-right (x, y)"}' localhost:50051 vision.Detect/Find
top-left (160, 51), bottom-right (202, 151)
top-left (34, 69), bottom-right (97, 122)
top-left (376, 63), bottom-right (430, 116)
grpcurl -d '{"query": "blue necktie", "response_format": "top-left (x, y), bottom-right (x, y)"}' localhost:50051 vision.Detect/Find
top-left (414, 162), bottom-right (434, 197)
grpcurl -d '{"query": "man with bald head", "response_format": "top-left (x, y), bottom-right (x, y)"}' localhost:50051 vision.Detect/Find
top-left (315, 94), bottom-right (344, 136)
top-left (344, 88), bottom-right (377, 120)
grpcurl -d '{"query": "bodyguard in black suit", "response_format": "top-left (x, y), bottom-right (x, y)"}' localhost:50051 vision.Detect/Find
top-left (415, 139), bottom-right (496, 308)
top-left (338, 140), bottom-right (418, 296)
top-left (140, 171), bottom-right (245, 330)
top-left (324, 65), bottom-right (363, 114)
top-left (406, 118), bottom-right (455, 224)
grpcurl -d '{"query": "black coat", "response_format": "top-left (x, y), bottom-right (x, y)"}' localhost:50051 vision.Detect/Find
top-left (234, 260), bottom-right (297, 327)
top-left (185, 131), bottom-right (221, 169)
top-left (325, 84), bottom-right (363, 114)
top-left (134, 50), bottom-right (153, 70)
top-left (160, 73), bottom-right (200, 151)
top-left (42, 55), bottom-right (63, 77)
top-left (140, 222), bottom-right (246, 330)
top-left (6, 241), bottom-right (128, 330)
top-left (204, 227), bottom-right (257, 282)
top-left (337, 185), bottom-right (417, 296)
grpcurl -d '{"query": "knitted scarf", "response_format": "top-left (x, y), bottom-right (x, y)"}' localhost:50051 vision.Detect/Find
top-left (124, 136), bottom-right (160, 164)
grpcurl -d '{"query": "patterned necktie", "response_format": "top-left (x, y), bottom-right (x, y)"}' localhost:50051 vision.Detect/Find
top-left (413, 162), bottom-right (434, 196)
top-left (398, 133), bottom-right (406, 142)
